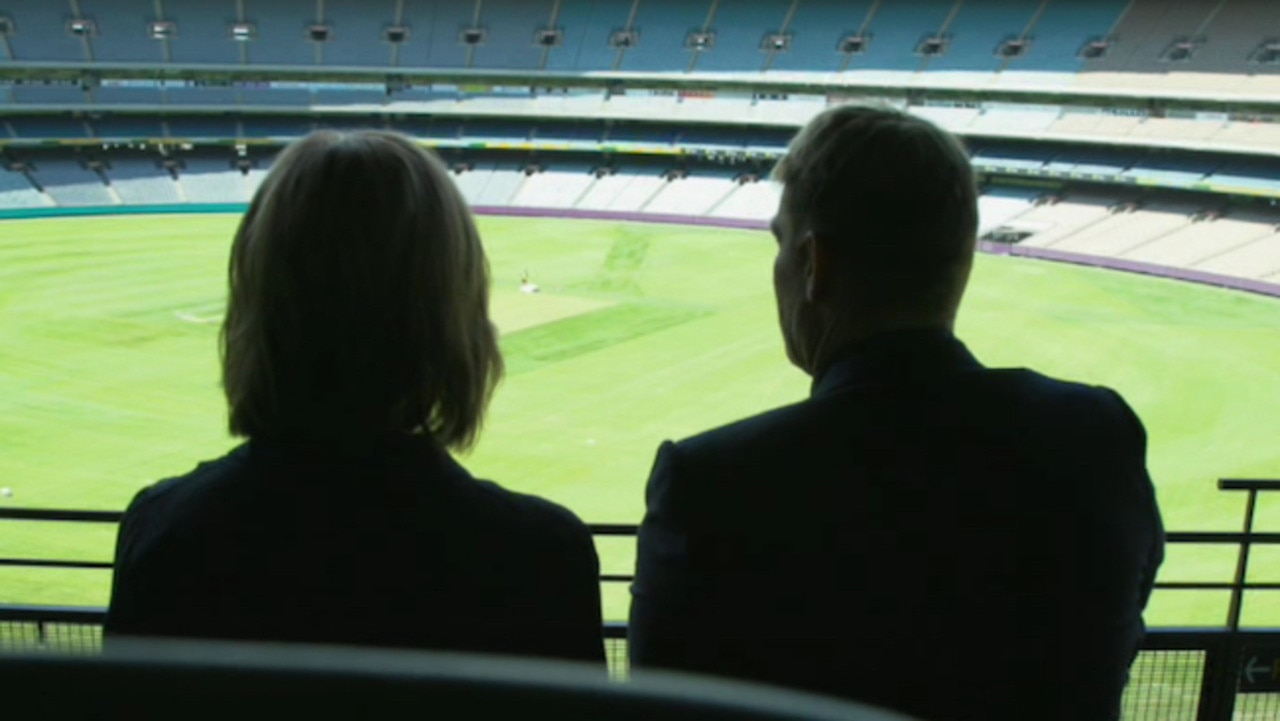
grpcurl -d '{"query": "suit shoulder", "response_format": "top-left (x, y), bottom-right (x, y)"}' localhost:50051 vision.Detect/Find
top-left (458, 476), bottom-right (596, 550)
top-left (123, 445), bottom-right (252, 521)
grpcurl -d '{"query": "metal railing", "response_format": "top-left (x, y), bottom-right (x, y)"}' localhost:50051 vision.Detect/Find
top-left (3, 479), bottom-right (1279, 720)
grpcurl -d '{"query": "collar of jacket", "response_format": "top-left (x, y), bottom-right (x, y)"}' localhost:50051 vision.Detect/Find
top-left (809, 328), bottom-right (983, 398)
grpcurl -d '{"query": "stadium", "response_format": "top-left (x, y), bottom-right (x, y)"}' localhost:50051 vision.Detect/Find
top-left (1, 0), bottom-right (1279, 718)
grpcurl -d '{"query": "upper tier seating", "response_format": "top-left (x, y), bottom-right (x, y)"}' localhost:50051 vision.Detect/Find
top-left (0, 0), bottom-right (1269, 87)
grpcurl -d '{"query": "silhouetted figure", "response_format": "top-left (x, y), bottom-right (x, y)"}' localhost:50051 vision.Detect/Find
top-left (629, 105), bottom-right (1163, 720)
top-left (106, 131), bottom-right (604, 665)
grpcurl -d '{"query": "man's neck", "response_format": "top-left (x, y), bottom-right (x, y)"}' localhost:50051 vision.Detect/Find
top-left (807, 317), bottom-right (955, 381)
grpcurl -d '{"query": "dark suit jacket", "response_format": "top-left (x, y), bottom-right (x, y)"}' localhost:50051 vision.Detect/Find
top-left (629, 330), bottom-right (1164, 720)
top-left (106, 435), bottom-right (605, 665)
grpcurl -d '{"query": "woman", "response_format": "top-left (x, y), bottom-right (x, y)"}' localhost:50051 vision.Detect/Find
top-left (105, 131), bottom-right (604, 664)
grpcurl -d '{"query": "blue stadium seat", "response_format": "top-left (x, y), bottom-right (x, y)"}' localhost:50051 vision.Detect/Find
top-left (606, 125), bottom-right (678, 144)
top-left (318, 0), bottom-right (395, 67)
top-left (470, 0), bottom-right (554, 70)
top-left (12, 85), bottom-right (87, 105)
top-left (165, 0), bottom-right (241, 65)
top-left (1045, 148), bottom-right (1139, 176)
top-left (3, 0), bottom-right (89, 62)
top-left (31, 159), bottom-right (115, 206)
top-left (164, 86), bottom-right (240, 106)
top-left (618, 0), bottom-right (714, 73)
top-left (168, 116), bottom-right (240, 139)
top-left (926, 0), bottom-right (1041, 72)
top-left (1013, 0), bottom-right (1128, 73)
top-left (694, 0), bottom-right (792, 73)
top-left (678, 127), bottom-right (747, 147)
top-left (241, 116), bottom-right (315, 138)
top-left (770, 1), bottom-right (875, 72)
top-left (462, 121), bottom-right (533, 141)
top-left (93, 87), bottom-right (165, 104)
top-left (238, 88), bottom-right (312, 107)
top-left (7, 116), bottom-right (88, 139)
top-left (93, 117), bottom-right (165, 138)
top-left (312, 88), bottom-right (387, 106)
top-left (543, 0), bottom-right (631, 72)
top-left (396, 118), bottom-right (463, 140)
top-left (314, 116), bottom-right (390, 132)
top-left (399, 0), bottom-right (473, 69)
top-left (108, 157), bottom-right (183, 204)
top-left (243, 0), bottom-right (315, 66)
top-left (854, 0), bottom-right (957, 72)
top-left (78, 0), bottom-right (165, 63)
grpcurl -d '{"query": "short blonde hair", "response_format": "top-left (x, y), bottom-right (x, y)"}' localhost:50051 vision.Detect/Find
top-left (773, 103), bottom-right (977, 310)
top-left (221, 131), bottom-right (502, 450)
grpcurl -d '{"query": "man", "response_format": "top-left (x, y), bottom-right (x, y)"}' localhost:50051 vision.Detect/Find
top-left (628, 104), bottom-right (1164, 721)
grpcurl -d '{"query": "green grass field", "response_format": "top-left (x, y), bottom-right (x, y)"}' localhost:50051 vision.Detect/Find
top-left (2, 213), bottom-right (1280, 626)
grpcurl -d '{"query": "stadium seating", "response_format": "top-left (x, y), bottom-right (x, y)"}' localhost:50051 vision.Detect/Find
top-left (107, 158), bottom-right (183, 205)
top-left (1194, 232), bottom-right (1280, 280)
top-left (768, 1), bottom-right (875, 73)
top-left (616, 0), bottom-right (708, 73)
top-left (79, 0), bottom-right (164, 64)
top-left (0, 166), bottom-right (50, 208)
top-left (509, 164), bottom-right (598, 209)
top-left (643, 172), bottom-right (739, 216)
top-left (1010, 0), bottom-right (1130, 74)
top-left (924, 0), bottom-right (1041, 74)
top-left (851, 0), bottom-right (957, 73)
top-left (29, 159), bottom-right (116, 207)
top-left (693, 0), bottom-right (792, 74)
top-left (1123, 212), bottom-right (1280, 268)
top-left (178, 159), bottom-right (248, 203)
top-left (601, 172), bottom-right (668, 212)
top-left (706, 180), bottom-right (782, 221)
top-left (0, 0), bottom-right (1275, 90)
top-left (1047, 202), bottom-right (1200, 258)
top-left (976, 188), bottom-right (1041, 236)
top-left (7, 115), bottom-right (88, 139)
top-left (575, 171), bottom-right (640, 211)
top-left (317, 0), bottom-right (396, 68)
top-left (2, 0), bottom-right (88, 63)
top-left (160, 0), bottom-right (241, 65)
top-left (1014, 196), bottom-right (1122, 248)
top-left (472, 165), bottom-right (530, 206)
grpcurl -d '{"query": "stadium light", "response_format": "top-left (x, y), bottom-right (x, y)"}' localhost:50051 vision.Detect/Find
top-left (148, 21), bottom-right (176, 40)
top-left (535, 28), bottom-right (563, 48)
top-left (686, 31), bottom-right (715, 51)
top-left (67, 19), bottom-right (97, 37)
top-left (1161, 37), bottom-right (1199, 63)
top-left (1079, 37), bottom-right (1110, 59)
top-left (229, 22), bottom-right (257, 42)
top-left (839, 34), bottom-right (869, 55)
top-left (1251, 39), bottom-right (1280, 65)
top-left (760, 33), bottom-right (791, 53)
top-left (609, 29), bottom-right (638, 49)
top-left (916, 34), bottom-right (949, 57)
top-left (997, 37), bottom-right (1030, 58)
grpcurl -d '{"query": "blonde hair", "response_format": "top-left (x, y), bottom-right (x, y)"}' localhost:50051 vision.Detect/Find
top-left (773, 103), bottom-right (978, 311)
top-left (221, 131), bottom-right (502, 451)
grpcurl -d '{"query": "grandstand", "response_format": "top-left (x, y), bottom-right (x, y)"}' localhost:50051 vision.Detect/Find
top-left (4, 2), bottom-right (1280, 719)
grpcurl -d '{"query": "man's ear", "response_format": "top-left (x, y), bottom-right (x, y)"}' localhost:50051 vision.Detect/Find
top-left (805, 231), bottom-right (834, 302)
